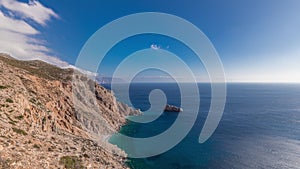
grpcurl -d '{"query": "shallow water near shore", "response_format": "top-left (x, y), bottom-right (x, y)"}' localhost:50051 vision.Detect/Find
top-left (109, 83), bottom-right (300, 169)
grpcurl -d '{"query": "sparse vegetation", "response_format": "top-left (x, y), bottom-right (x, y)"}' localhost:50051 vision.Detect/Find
top-left (0, 85), bottom-right (8, 89)
top-left (5, 98), bottom-right (13, 103)
top-left (83, 154), bottom-right (89, 158)
top-left (42, 117), bottom-right (46, 123)
top-left (0, 135), bottom-right (9, 139)
top-left (0, 157), bottom-right (10, 168)
top-left (59, 156), bottom-right (84, 169)
top-left (29, 98), bottom-right (36, 104)
top-left (29, 98), bottom-right (43, 107)
top-left (15, 115), bottom-right (24, 120)
top-left (8, 121), bottom-right (16, 125)
top-left (12, 127), bottom-right (27, 136)
top-left (5, 113), bottom-right (17, 125)
top-left (0, 54), bottom-right (74, 82)
top-left (33, 144), bottom-right (40, 149)
top-left (1, 104), bottom-right (9, 108)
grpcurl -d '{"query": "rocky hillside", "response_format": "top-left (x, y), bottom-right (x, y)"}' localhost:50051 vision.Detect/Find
top-left (0, 54), bottom-right (139, 169)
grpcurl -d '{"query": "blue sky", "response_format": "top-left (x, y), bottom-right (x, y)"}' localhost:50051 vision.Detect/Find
top-left (0, 0), bottom-right (300, 82)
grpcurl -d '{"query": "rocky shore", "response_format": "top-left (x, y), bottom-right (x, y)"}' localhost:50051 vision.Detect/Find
top-left (0, 54), bottom-right (139, 169)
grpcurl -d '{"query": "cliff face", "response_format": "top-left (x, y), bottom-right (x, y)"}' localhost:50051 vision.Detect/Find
top-left (0, 54), bottom-right (139, 169)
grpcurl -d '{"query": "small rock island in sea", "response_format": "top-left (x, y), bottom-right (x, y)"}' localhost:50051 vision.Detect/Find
top-left (164, 104), bottom-right (183, 112)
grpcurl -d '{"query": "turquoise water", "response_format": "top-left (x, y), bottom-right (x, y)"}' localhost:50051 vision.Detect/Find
top-left (108, 83), bottom-right (300, 169)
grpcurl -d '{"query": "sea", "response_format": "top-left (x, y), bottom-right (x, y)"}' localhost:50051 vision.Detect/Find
top-left (106, 83), bottom-right (300, 169)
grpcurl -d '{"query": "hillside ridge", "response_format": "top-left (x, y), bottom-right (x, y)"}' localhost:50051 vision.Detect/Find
top-left (0, 54), bottom-right (139, 169)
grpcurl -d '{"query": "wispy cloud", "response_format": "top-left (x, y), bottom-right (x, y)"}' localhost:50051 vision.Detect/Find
top-left (150, 44), bottom-right (160, 50)
top-left (0, 10), bottom-right (38, 34)
top-left (0, 0), bottom-right (69, 67)
top-left (0, 0), bottom-right (59, 26)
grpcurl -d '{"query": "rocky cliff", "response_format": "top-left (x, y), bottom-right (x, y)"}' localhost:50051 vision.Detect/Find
top-left (0, 54), bottom-right (139, 169)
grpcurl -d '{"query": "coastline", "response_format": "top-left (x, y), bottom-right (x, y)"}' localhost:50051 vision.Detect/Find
top-left (109, 117), bottom-right (151, 169)
top-left (108, 115), bottom-right (139, 168)
top-left (0, 54), bottom-right (140, 168)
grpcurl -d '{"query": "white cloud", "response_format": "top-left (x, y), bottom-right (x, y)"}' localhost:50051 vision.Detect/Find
top-left (0, 11), bottom-right (38, 34)
top-left (0, 0), bottom-right (70, 68)
top-left (150, 44), bottom-right (160, 50)
top-left (0, 0), bottom-right (59, 26)
top-left (67, 65), bottom-right (98, 78)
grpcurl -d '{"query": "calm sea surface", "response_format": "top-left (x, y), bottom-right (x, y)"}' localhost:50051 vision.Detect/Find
top-left (107, 83), bottom-right (300, 169)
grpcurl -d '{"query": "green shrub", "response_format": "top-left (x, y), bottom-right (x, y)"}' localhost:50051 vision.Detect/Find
top-left (15, 115), bottom-right (24, 120)
top-left (29, 98), bottom-right (36, 104)
top-left (5, 98), bottom-right (13, 103)
top-left (33, 144), bottom-right (40, 149)
top-left (48, 147), bottom-right (53, 152)
top-left (12, 127), bottom-right (27, 136)
top-left (0, 85), bottom-right (8, 89)
top-left (5, 113), bottom-right (17, 124)
top-left (8, 121), bottom-right (16, 126)
top-left (42, 117), bottom-right (46, 123)
top-left (59, 156), bottom-right (84, 169)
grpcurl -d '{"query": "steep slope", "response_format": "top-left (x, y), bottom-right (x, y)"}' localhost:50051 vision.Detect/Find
top-left (0, 54), bottom-right (139, 169)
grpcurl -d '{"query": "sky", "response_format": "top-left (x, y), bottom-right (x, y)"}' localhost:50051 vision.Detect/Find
top-left (0, 0), bottom-right (300, 82)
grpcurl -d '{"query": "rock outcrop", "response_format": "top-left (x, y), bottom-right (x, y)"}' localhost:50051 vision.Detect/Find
top-left (164, 104), bottom-right (183, 112)
top-left (0, 54), bottom-right (139, 169)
